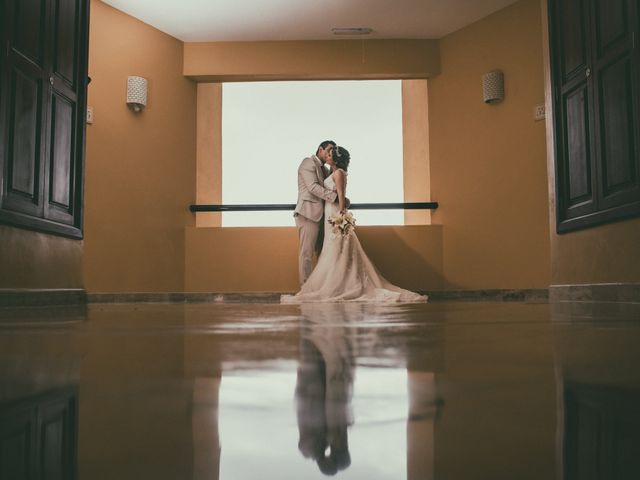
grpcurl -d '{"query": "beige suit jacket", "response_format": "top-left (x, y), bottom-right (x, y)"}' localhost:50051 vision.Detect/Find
top-left (294, 155), bottom-right (338, 223)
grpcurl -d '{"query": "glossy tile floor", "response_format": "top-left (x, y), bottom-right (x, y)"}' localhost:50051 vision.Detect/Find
top-left (1, 301), bottom-right (639, 480)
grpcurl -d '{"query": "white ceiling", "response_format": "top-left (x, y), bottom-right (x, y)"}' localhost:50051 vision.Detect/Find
top-left (101, 0), bottom-right (520, 42)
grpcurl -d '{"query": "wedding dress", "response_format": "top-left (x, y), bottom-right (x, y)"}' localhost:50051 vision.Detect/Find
top-left (282, 172), bottom-right (428, 303)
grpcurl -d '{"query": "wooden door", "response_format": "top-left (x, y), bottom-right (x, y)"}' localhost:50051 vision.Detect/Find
top-left (0, 0), bottom-right (89, 238)
top-left (549, 0), bottom-right (640, 232)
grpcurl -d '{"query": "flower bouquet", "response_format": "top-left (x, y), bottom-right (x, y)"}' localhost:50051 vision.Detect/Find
top-left (327, 210), bottom-right (356, 237)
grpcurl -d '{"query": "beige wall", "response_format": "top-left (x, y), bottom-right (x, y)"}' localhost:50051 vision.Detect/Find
top-left (184, 40), bottom-right (440, 81)
top-left (402, 80), bottom-right (431, 225)
top-left (83, 0), bottom-right (197, 293)
top-left (540, 0), bottom-right (640, 287)
top-left (185, 226), bottom-right (443, 293)
top-left (196, 84), bottom-right (222, 227)
top-left (549, 220), bottom-right (640, 285)
top-left (0, 225), bottom-right (83, 289)
top-left (428, 0), bottom-right (551, 290)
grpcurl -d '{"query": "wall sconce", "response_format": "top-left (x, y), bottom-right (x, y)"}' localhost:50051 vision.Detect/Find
top-left (482, 70), bottom-right (504, 104)
top-left (126, 76), bottom-right (147, 112)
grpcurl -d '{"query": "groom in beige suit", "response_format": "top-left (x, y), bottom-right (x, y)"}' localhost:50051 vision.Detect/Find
top-left (294, 141), bottom-right (339, 285)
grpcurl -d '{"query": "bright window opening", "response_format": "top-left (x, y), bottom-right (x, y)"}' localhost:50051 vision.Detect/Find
top-left (222, 80), bottom-right (404, 227)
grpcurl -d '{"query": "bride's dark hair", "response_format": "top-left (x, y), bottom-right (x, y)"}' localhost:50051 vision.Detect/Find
top-left (332, 146), bottom-right (350, 171)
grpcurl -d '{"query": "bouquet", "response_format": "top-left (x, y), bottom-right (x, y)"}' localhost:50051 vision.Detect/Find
top-left (327, 210), bottom-right (356, 237)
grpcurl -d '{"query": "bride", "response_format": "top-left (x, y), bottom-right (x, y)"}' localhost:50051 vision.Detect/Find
top-left (282, 146), bottom-right (428, 304)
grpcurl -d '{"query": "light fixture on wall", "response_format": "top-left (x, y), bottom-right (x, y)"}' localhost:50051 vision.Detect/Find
top-left (126, 76), bottom-right (148, 112)
top-left (482, 70), bottom-right (504, 104)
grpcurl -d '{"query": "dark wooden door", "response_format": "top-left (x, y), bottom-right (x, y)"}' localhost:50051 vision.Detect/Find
top-left (590, 0), bottom-right (640, 211)
top-left (549, 0), bottom-right (640, 232)
top-left (0, 0), bottom-right (89, 238)
top-left (554, 0), bottom-right (596, 222)
top-left (0, 0), bottom-right (51, 219)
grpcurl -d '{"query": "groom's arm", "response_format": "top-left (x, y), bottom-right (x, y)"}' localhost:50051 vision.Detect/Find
top-left (299, 159), bottom-right (337, 203)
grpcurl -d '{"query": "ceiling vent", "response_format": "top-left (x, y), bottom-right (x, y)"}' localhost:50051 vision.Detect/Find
top-left (331, 27), bottom-right (373, 36)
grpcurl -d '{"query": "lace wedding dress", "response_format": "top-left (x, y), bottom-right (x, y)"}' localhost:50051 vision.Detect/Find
top-left (282, 172), bottom-right (428, 304)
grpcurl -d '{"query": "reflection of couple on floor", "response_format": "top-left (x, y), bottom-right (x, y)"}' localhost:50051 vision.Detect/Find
top-left (295, 303), bottom-right (383, 475)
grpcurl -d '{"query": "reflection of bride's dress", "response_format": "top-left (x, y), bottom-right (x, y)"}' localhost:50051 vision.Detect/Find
top-left (283, 173), bottom-right (428, 303)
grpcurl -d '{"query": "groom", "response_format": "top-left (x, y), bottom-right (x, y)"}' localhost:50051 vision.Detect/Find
top-left (294, 140), bottom-right (339, 285)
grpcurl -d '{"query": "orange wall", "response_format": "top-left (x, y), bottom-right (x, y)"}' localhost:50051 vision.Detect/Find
top-left (0, 225), bottom-right (83, 289)
top-left (185, 226), bottom-right (443, 293)
top-left (428, 0), bottom-right (551, 290)
top-left (83, 0), bottom-right (197, 293)
top-left (184, 40), bottom-right (440, 81)
top-left (196, 83), bottom-right (222, 228)
top-left (540, 0), bottom-right (640, 286)
top-left (402, 80), bottom-right (431, 226)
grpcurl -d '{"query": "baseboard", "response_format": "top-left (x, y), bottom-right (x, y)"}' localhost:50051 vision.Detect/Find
top-left (3, 285), bottom-right (636, 306)
top-left (549, 283), bottom-right (640, 303)
top-left (87, 289), bottom-right (548, 303)
top-left (426, 289), bottom-right (549, 302)
top-left (87, 292), bottom-right (283, 304)
top-left (0, 288), bottom-right (87, 307)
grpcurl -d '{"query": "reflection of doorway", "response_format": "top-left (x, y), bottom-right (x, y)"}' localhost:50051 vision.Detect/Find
top-left (407, 371), bottom-right (437, 480)
top-left (192, 378), bottom-right (222, 480)
top-left (0, 387), bottom-right (78, 479)
top-left (563, 383), bottom-right (640, 479)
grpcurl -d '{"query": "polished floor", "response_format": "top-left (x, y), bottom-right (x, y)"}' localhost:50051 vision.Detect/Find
top-left (1, 300), bottom-right (639, 480)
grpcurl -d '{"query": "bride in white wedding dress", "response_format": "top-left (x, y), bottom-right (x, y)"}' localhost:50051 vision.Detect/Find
top-left (282, 146), bottom-right (428, 304)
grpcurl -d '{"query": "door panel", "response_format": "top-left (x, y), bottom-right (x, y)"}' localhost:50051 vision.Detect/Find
top-left (597, 56), bottom-right (637, 197)
top-left (52, 0), bottom-right (79, 88)
top-left (12, 0), bottom-right (47, 68)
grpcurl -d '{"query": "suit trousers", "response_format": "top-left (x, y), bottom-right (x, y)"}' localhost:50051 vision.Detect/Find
top-left (295, 213), bottom-right (320, 286)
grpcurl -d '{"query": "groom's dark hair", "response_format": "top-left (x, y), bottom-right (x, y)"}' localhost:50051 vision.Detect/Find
top-left (317, 140), bottom-right (336, 153)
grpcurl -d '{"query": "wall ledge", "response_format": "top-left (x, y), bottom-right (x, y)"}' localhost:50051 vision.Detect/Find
top-left (0, 289), bottom-right (87, 307)
top-left (549, 283), bottom-right (640, 303)
top-left (85, 289), bottom-right (547, 304)
top-left (183, 39), bottom-right (441, 81)
top-left (428, 289), bottom-right (548, 302)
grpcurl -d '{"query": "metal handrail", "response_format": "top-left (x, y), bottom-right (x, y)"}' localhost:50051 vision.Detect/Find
top-left (189, 202), bottom-right (438, 212)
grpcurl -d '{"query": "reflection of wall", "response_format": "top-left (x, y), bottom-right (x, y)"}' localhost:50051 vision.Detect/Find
top-left (428, 0), bottom-right (551, 290)
top-left (0, 313), bottom-right (82, 478)
top-left (78, 306), bottom-right (192, 479)
top-left (552, 303), bottom-right (640, 479)
top-left (184, 307), bottom-right (224, 480)
top-left (83, 0), bottom-right (197, 293)
top-left (434, 304), bottom-right (556, 479)
top-left (407, 372), bottom-right (436, 480)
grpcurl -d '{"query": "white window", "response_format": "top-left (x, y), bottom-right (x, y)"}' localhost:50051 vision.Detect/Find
top-left (222, 80), bottom-right (404, 226)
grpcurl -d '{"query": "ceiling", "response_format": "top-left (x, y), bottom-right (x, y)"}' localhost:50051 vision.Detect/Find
top-left (101, 0), bottom-right (520, 42)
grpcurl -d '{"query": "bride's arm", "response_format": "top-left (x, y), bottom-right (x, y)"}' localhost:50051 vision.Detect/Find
top-left (334, 169), bottom-right (347, 213)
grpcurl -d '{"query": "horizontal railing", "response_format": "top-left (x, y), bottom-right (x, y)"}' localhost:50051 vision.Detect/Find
top-left (189, 202), bottom-right (438, 212)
